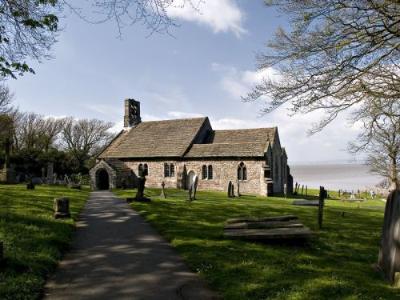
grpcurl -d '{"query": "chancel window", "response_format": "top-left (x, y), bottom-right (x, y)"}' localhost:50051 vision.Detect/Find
top-left (202, 165), bottom-right (214, 180)
top-left (237, 162), bottom-right (247, 181)
top-left (164, 163), bottom-right (175, 177)
top-left (208, 165), bottom-right (213, 179)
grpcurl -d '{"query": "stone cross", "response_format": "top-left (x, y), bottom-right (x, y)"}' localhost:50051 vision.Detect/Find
top-left (54, 197), bottom-right (71, 219)
top-left (160, 181), bottom-right (166, 199)
top-left (377, 190), bottom-right (400, 286)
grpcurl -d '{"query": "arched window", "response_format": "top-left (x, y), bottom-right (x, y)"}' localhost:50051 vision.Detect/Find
top-left (202, 165), bottom-right (207, 179)
top-left (208, 165), bottom-right (213, 179)
top-left (164, 163), bottom-right (170, 177)
top-left (143, 163), bottom-right (148, 176)
top-left (138, 164), bottom-right (144, 177)
top-left (238, 162), bottom-right (247, 181)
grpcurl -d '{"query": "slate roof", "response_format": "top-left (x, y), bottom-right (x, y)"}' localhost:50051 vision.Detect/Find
top-left (99, 117), bottom-right (207, 158)
top-left (186, 128), bottom-right (276, 158)
top-left (99, 118), bottom-right (277, 159)
top-left (185, 142), bottom-right (267, 158)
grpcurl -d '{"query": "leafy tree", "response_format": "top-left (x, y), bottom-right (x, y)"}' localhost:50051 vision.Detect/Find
top-left (0, 0), bottom-right (59, 78)
top-left (246, 0), bottom-right (400, 131)
top-left (0, 0), bottom-right (197, 79)
top-left (349, 100), bottom-right (400, 190)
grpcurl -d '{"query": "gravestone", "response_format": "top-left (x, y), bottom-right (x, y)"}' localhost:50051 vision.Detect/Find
top-left (47, 162), bottom-right (54, 184)
top-left (284, 183), bottom-right (287, 198)
top-left (377, 190), bottom-right (400, 286)
top-left (189, 175), bottom-right (199, 201)
top-left (228, 181), bottom-right (235, 198)
top-left (54, 197), bottom-right (70, 219)
top-left (26, 178), bottom-right (35, 190)
top-left (134, 176), bottom-right (150, 202)
top-left (160, 181), bottom-right (166, 199)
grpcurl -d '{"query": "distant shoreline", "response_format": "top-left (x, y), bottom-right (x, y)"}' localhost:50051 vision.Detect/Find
top-left (290, 163), bottom-right (382, 191)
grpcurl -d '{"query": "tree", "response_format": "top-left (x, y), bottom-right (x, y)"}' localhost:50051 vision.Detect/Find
top-left (0, 0), bottom-right (197, 79)
top-left (61, 118), bottom-right (114, 173)
top-left (246, 1), bottom-right (400, 131)
top-left (0, 84), bottom-right (13, 113)
top-left (349, 100), bottom-right (400, 190)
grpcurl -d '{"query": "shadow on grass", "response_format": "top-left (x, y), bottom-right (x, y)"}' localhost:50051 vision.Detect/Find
top-left (115, 187), bottom-right (396, 300)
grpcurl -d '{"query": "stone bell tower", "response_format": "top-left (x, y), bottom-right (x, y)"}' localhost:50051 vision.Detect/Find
top-left (124, 98), bottom-right (141, 128)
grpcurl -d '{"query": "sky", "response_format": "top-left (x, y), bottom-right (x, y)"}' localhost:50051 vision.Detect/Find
top-left (7, 0), bottom-right (364, 164)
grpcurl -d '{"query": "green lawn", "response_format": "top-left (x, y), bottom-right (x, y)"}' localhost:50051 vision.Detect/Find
top-left (0, 184), bottom-right (89, 300)
top-left (115, 188), bottom-right (396, 300)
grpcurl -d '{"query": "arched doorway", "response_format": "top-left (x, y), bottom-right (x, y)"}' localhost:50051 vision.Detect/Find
top-left (96, 169), bottom-right (110, 190)
top-left (187, 171), bottom-right (195, 189)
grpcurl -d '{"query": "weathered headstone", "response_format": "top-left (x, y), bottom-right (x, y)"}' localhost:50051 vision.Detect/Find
top-left (47, 162), bottom-right (54, 184)
top-left (26, 178), bottom-right (35, 190)
top-left (318, 186), bottom-right (327, 229)
top-left (377, 190), bottom-right (400, 286)
top-left (227, 181), bottom-right (233, 197)
top-left (54, 197), bottom-right (71, 219)
top-left (160, 181), bottom-right (166, 199)
top-left (228, 181), bottom-right (235, 198)
top-left (188, 175), bottom-right (199, 201)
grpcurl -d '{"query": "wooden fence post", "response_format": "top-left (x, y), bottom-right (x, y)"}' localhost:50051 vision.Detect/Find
top-left (318, 186), bottom-right (327, 229)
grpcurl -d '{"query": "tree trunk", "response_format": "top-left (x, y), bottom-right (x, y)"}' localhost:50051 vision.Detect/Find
top-left (390, 155), bottom-right (399, 191)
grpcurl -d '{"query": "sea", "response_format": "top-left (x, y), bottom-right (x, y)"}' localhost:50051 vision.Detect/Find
top-left (290, 163), bottom-right (383, 192)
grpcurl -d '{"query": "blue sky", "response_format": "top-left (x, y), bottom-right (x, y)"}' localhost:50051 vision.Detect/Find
top-left (7, 0), bottom-right (363, 164)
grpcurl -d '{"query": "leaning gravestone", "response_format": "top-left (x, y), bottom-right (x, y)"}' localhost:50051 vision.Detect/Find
top-left (377, 190), bottom-right (400, 286)
top-left (54, 197), bottom-right (71, 219)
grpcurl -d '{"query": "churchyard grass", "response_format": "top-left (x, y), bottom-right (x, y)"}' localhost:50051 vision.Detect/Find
top-left (0, 184), bottom-right (89, 300)
top-left (115, 188), bottom-right (396, 300)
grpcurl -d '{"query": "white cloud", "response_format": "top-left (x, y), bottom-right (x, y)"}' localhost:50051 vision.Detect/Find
top-left (167, 111), bottom-right (204, 119)
top-left (167, 0), bottom-right (246, 37)
top-left (212, 63), bottom-right (277, 99)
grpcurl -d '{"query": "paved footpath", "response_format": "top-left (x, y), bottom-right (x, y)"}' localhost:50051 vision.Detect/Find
top-left (44, 191), bottom-right (217, 300)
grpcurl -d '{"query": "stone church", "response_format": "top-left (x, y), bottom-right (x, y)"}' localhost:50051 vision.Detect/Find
top-left (90, 99), bottom-right (293, 196)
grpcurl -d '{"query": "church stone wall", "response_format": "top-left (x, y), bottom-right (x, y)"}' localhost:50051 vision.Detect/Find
top-left (122, 159), bottom-right (269, 196)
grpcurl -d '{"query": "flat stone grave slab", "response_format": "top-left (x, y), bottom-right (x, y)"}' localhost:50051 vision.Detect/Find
top-left (224, 227), bottom-right (314, 240)
top-left (224, 215), bottom-right (314, 241)
top-left (292, 200), bottom-right (319, 206)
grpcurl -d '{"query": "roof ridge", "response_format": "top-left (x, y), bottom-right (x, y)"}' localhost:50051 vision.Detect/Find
top-left (141, 117), bottom-right (206, 123)
top-left (214, 127), bottom-right (276, 131)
